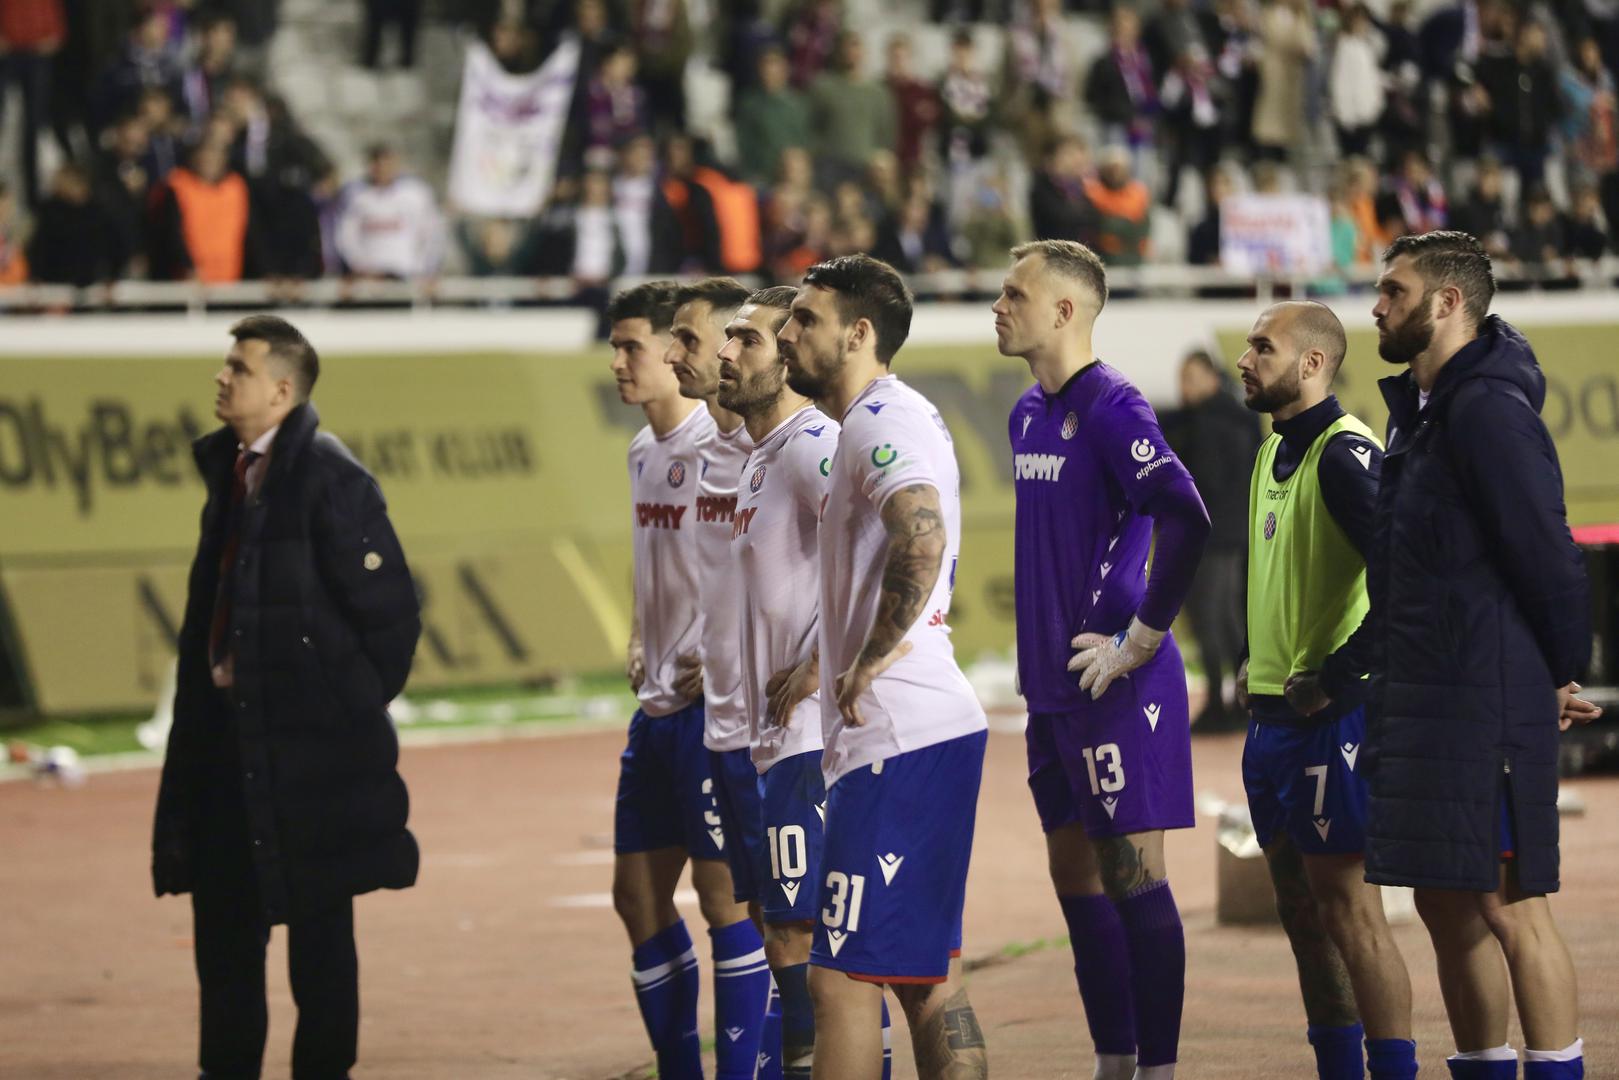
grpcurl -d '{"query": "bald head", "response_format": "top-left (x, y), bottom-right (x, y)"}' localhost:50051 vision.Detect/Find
top-left (1271, 301), bottom-right (1348, 381)
top-left (1238, 302), bottom-right (1349, 418)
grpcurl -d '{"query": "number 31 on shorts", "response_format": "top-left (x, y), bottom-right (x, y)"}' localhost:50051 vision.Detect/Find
top-left (822, 871), bottom-right (866, 931)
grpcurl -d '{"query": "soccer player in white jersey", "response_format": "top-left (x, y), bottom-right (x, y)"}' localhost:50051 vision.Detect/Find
top-left (776, 254), bottom-right (990, 1080)
top-left (607, 281), bottom-right (752, 1080)
top-left (665, 276), bottom-right (773, 1080)
top-left (721, 285), bottom-right (884, 1080)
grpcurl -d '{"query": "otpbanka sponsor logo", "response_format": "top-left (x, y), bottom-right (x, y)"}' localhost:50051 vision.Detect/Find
top-left (1130, 439), bottom-right (1173, 481)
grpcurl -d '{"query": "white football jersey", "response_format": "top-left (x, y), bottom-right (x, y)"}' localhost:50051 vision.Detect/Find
top-left (628, 404), bottom-right (715, 717)
top-left (694, 417), bottom-right (754, 751)
top-left (818, 375), bottom-right (987, 786)
top-left (733, 407), bottom-right (839, 772)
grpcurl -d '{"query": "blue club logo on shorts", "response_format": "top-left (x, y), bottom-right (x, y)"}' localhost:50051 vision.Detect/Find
top-left (1264, 511), bottom-right (1277, 540)
top-left (668, 462), bottom-right (686, 488)
top-left (1061, 412), bottom-right (1079, 439)
top-left (750, 464), bottom-right (767, 492)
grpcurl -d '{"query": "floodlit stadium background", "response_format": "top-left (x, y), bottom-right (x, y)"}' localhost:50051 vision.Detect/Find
top-left (3, 0), bottom-right (1619, 1076)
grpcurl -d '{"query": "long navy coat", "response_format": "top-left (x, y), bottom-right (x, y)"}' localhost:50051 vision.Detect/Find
top-left (152, 402), bottom-right (421, 924)
top-left (1364, 317), bottom-right (1590, 894)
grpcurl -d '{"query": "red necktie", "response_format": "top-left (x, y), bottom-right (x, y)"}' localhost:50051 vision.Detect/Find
top-left (208, 450), bottom-right (260, 668)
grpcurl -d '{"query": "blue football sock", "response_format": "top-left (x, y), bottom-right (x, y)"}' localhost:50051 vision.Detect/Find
top-left (776, 962), bottom-right (814, 1079)
top-left (756, 974), bottom-right (783, 1080)
top-left (1307, 1023), bottom-right (1365, 1079)
top-left (631, 920), bottom-right (702, 1080)
top-left (711, 919), bottom-right (770, 1080)
top-left (1367, 1037), bottom-right (1419, 1080)
top-left (880, 997), bottom-right (893, 1079)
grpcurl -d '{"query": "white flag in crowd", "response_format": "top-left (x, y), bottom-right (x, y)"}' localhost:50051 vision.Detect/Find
top-left (448, 35), bottom-right (581, 218)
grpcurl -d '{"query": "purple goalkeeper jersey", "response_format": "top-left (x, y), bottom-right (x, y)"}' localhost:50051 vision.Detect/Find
top-left (1010, 362), bottom-right (1192, 713)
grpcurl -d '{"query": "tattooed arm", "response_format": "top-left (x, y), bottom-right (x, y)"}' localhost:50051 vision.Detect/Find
top-left (834, 483), bottom-right (947, 726)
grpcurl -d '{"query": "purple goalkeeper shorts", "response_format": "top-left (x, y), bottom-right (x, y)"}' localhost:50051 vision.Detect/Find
top-left (1026, 652), bottom-right (1195, 838)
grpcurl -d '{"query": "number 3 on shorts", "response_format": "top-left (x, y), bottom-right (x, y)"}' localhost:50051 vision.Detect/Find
top-left (822, 871), bottom-right (866, 931)
top-left (1081, 743), bottom-right (1126, 795)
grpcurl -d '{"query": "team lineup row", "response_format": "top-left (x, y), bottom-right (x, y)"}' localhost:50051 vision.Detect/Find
top-left (604, 232), bottom-right (1599, 1080)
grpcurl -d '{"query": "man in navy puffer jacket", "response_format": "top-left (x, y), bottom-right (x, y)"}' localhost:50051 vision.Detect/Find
top-left (1366, 231), bottom-right (1601, 1080)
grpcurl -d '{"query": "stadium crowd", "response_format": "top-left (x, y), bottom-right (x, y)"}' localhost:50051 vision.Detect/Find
top-left (0, 0), bottom-right (1616, 296)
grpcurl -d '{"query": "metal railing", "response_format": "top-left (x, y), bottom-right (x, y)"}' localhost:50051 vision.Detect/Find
top-left (3, 259), bottom-right (1616, 315)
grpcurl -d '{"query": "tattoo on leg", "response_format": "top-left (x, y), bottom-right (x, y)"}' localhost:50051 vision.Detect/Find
top-left (1096, 836), bottom-right (1155, 899)
top-left (914, 987), bottom-right (989, 1079)
top-left (1267, 840), bottom-right (1359, 1028)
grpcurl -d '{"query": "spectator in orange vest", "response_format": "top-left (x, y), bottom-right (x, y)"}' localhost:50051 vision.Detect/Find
top-left (1083, 145), bottom-right (1152, 266)
top-left (149, 139), bottom-right (252, 282)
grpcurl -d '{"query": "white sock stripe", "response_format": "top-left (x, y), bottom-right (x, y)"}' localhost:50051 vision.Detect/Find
top-left (715, 961), bottom-right (772, 978)
top-left (713, 947), bottom-right (768, 971)
top-left (631, 946), bottom-right (699, 987)
top-left (1449, 1045), bottom-right (1517, 1063)
top-left (1523, 1038), bottom-right (1584, 1063)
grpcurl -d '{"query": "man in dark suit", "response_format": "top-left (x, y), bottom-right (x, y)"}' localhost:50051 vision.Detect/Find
top-left (1366, 232), bottom-right (1598, 1079)
top-left (152, 315), bottom-right (421, 1080)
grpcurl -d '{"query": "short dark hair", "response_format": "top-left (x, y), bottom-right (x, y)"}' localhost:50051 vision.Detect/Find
top-left (745, 285), bottom-right (799, 330)
top-left (801, 254), bottom-right (913, 365)
top-left (230, 315), bottom-right (319, 400)
top-left (606, 280), bottom-right (681, 333)
top-left (1383, 230), bottom-right (1496, 328)
top-left (1011, 239), bottom-right (1109, 309)
top-left (674, 277), bottom-right (753, 323)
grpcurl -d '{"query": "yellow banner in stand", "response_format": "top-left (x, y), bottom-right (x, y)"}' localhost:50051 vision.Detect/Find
top-left (4, 328), bottom-right (1615, 715)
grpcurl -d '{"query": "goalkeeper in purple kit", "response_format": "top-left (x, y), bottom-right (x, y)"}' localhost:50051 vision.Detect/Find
top-left (993, 241), bottom-right (1210, 1080)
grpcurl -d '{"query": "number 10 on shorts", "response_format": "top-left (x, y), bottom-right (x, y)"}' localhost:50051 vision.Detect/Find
top-left (766, 825), bottom-right (808, 882)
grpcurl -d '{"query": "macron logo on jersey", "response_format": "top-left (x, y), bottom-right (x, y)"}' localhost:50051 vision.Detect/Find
top-left (1014, 453), bottom-right (1067, 482)
top-left (865, 401), bottom-right (886, 415)
top-left (1350, 444), bottom-right (1373, 470)
top-left (636, 503), bottom-right (687, 529)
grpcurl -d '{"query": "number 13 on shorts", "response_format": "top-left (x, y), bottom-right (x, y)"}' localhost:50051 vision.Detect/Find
top-left (1082, 743), bottom-right (1126, 794)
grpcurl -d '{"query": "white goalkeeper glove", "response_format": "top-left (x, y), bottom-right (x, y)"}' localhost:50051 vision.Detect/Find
top-left (1068, 617), bottom-right (1166, 700)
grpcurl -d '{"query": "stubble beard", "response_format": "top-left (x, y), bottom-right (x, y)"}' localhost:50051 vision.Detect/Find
top-left (1243, 366), bottom-right (1302, 415)
top-left (785, 339), bottom-right (845, 402)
